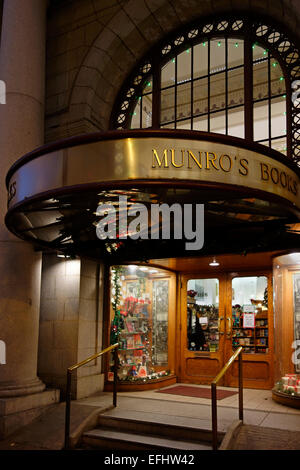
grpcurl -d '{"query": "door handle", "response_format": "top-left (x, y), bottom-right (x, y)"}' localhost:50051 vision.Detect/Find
top-left (226, 317), bottom-right (232, 338)
top-left (218, 316), bottom-right (224, 335)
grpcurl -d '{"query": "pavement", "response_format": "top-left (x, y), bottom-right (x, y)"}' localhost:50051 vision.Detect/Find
top-left (0, 384), bottom-right (299, 451)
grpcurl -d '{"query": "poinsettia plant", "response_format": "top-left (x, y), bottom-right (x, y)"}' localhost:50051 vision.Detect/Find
top-left (187, 290), bottom-right (197, 298)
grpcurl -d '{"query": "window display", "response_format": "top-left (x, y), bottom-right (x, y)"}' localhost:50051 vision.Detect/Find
top-left (272, 255), bottom-right (300, 407)
top-left (187, 279), bottom-right (219, 352)
top-left (232, 276), bottom-right (269, 354)
top-left (293, 273), bottom-right (300, 373)
top-left (108, 265), bottom-right (171, 383)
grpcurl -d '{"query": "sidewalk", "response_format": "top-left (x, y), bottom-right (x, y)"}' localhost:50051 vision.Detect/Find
top-left (0, 384), bottom-right (299, 450)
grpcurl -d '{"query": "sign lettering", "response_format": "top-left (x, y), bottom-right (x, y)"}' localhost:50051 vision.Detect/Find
top-left (152, 148), bottom-right (298, 198)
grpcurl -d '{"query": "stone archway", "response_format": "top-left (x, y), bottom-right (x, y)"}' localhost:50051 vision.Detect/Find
top-left (45, 0), bottom-right (300, 142)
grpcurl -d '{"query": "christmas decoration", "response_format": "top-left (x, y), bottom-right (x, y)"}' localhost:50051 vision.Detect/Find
top-left (110, 266), bottom-right (125, 344)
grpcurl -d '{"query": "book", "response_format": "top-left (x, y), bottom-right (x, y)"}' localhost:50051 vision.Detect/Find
top-left (134, 334), bottom-right (143, 347)
top-left (125, 320), bottom-right (134, 332)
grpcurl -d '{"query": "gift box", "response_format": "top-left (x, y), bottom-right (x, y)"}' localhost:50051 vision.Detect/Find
top-left (282, 374), bottom-right (297, 386)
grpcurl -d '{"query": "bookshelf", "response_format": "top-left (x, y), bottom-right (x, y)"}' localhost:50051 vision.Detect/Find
top-left (117, 307), bottom-right (151, 379)
top-left (187, 298), bottom-right (219, 352)
top-left (232, 306), bottom-right (269, 354)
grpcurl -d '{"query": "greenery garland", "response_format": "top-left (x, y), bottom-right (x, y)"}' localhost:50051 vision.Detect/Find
top-left (110, 266), bottom-right (125, 344)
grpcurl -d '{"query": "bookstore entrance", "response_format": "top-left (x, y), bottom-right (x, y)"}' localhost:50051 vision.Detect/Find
top-left (179, 269), bottom-right (273, 390)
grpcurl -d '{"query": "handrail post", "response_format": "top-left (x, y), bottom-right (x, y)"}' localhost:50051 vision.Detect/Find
top-left (210, 347), bottom-right (243, 450)
top-left (238, 352), bottom-right (243, 421)
top-left (64, 369), bottom-right (72, 450)
top-left (211, 382), bottom-right (218, 451)
top-left (64, 343), bottom-right (119, 449)
top-left (113, 345), bottom-right (118, 407)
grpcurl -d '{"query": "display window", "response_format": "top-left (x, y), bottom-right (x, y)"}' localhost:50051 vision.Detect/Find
top-left (272, 254), bottom-right (300, 404)
top-left (108, 265), bottom-right (174, 383)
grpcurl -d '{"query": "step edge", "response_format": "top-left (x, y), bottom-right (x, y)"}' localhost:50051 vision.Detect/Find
top-left (82, 432), bottom-right (212, 450)
top-left (98, 414), bottom-right (225, 436)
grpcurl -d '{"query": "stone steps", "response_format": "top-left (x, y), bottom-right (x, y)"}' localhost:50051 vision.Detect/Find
top-left (80, 409), bottom-right (224, 450)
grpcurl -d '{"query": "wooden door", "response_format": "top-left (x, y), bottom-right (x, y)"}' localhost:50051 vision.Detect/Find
top-left (224, 271), bottom-right (274, 389)
top-left (179, 274), bottom-right (227, 385)
top-left (179, 271), bottom-right (274, 389)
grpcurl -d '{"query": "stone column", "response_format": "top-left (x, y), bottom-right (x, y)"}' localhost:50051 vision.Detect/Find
top-left (0, 0), bottom-right (59, 437)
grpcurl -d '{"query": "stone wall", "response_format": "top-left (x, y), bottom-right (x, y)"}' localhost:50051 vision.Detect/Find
top-left (38, 254), bottom-right (105, 399)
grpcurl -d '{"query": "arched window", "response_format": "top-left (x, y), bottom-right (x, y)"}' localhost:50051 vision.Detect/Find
top-left (111, 16), bottom-right (300, 164)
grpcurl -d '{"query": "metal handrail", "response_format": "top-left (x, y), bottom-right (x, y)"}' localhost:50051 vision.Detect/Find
top-left (64, 342), bottom-right (119, 449)
top-left (211, 346), bottom-right (243, 450)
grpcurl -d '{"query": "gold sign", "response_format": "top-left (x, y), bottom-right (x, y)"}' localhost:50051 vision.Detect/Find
top-left (151, 147), bottom-right (298, 199)
top-left (6, 136), bottom-right (300, 210)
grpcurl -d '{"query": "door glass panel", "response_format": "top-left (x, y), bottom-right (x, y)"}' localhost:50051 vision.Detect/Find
top-left (232, 276), bottom-right (268, 354)
top-left (187, 279), bottom-right (219, 352)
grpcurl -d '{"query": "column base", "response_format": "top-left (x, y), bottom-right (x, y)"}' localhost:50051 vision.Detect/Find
top-left (0, 388), bottom-right (60, 439)
top-left (0, 378), bottom-right (46, 398)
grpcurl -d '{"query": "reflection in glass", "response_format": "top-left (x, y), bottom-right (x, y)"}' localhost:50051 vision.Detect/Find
top-left (232, 276), bottom-right (268, 354)
top-left (187, 279), bottom-right (219, 352)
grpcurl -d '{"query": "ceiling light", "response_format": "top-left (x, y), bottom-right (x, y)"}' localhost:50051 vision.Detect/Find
top-left (209, 258), bottom-right (220, 267)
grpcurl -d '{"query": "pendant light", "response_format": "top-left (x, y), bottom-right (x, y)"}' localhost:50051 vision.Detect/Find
top-left (209, 257), bottom-right (220, 267)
